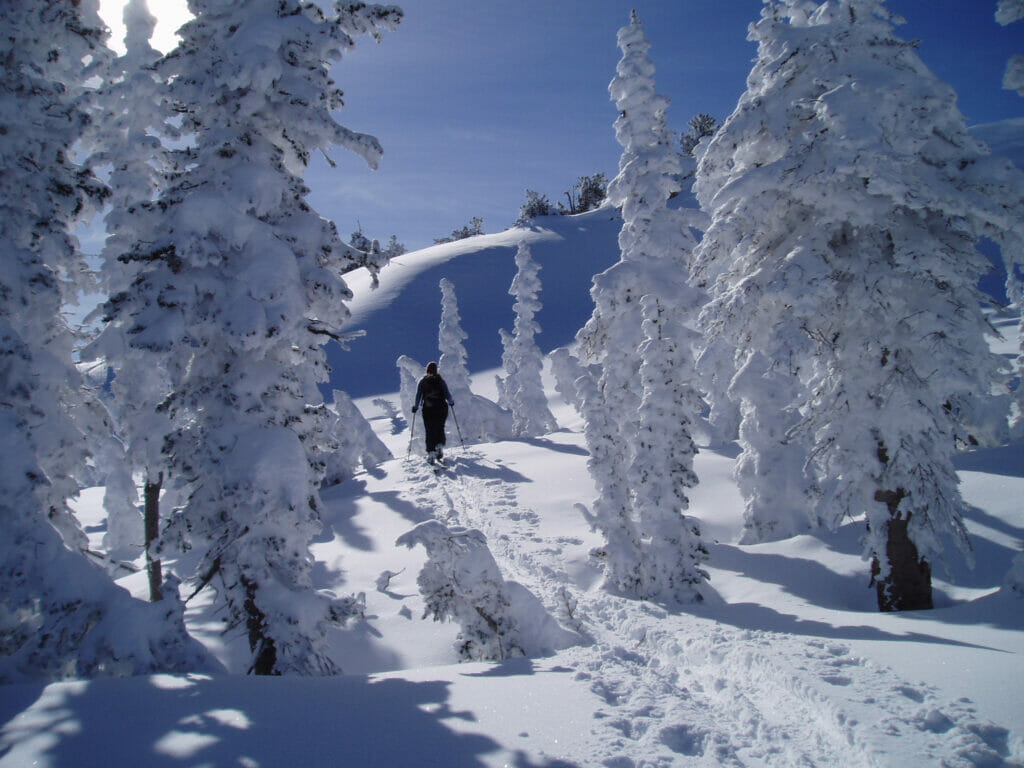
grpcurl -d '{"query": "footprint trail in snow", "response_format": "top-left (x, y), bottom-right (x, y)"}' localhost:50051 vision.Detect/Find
top-left (398, 451), bottom-right (1019, 767)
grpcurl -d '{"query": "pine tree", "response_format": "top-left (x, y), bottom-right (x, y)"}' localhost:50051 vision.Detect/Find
top-left (82, 0), bottom-right (180, 598)
top-left (628, 297), bottom-right (709, 602)
top-left (119, 0), bottom-right (401, 674)
top-left (693, 0), bottom-right (1024, 611)
top-left (577, 11), bottom-right (707, 601)
top-left (497, 242), bottom-right (558, 436)
top-left (438, 278), bottom-right (512, 443)
top-left (997, 0), bottom-right (1024, 95)
top-left (0, 0), bottom-right (211, 681)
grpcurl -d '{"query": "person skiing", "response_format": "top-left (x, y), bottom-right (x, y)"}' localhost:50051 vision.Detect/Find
top-left (413, 361), bottom-right (455, 462)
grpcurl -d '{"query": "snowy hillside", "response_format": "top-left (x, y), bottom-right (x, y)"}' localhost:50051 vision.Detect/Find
top-left (4, 212), bottom-right (1024, 766)
top-left (327, 206), bottom-right (623, 398)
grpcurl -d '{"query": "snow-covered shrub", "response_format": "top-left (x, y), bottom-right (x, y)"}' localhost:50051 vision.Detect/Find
top-left (322, 390), bottom-right (393, 486)
top-left (397, 520), bottom-right (578, 661)
top-left (518, 189), bottom-right (555, 223)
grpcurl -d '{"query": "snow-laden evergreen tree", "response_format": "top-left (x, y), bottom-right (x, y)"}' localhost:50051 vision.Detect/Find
top-left (82, 0), bottom-right (181, 597)
top-left (111, 0), bottom-right (402, 674)
top-left (496, 242), bottom-right (558, 436)
top-left (438, 278), bottom-right (513, 443)
top-left (731, 351), bottom-right (818, 543)
top-left (576, 11), bottom-right (706, 600)
top-left (994, 1), bottom-right (1024, 437)
top-left (626, 297), bottom-right (710, 602)
top-left (397, 353), bottom-right (424, 435)
top-left (0, 0), bottom-right (214, 681)
top-left (549, 346), bottom-right (593, 415)
top-left (997, 0), bottom-right (1024, 95)
top-left (693, 0), bottom-right (1024, 611)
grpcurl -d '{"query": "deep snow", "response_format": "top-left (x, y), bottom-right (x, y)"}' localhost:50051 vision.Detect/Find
top-left (2, 209), bottom-right (1023, 767)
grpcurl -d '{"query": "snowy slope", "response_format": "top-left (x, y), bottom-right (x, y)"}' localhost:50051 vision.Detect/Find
top-left (326, 206), bottom-right (623, 398)
top-left (4, 206), bottom-right (1024, 765)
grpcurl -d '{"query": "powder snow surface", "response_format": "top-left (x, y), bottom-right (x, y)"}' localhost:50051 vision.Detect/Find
top-left (2, 210), bottom-right (1023, 767)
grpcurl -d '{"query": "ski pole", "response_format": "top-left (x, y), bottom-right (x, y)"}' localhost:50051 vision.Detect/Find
top-left (408, 408), bottom-right (417, 456)
top-left (450, 405), bottom-right (465, 450)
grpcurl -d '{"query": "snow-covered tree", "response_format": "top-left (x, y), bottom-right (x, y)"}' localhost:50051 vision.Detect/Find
top-left (496, 243), bottom-right (558, 436)
top-left (114, 0), bottom-right (402, 674)
top-left (731, 351), bottom-right (818, 543)
top-left (693, 0), bottom-right (1024, 611)
top-left (81, 0), bottom-right (181, 597)
top-left (397, 520), bottom-right (576, 661)
top-left (549, 346), bottom-right (593, 415)
top-left (438, 278), bottom-right (513, 443)
top-left (576, 11), bottom-right (707, 601)
top-left (626, 297), bottom-right (709, 602)
top-left (680, 113), bottom-right (718, 156)
top-left (397, 354), bottom-right (424, 431)
top-left (560, 173), bottom-right (608, 215)
top-left (518, 189), bottom-right (555, 223)
top-left (997, 1), bottom-right (1024, 95)
top-left (0, 0), bottom-right (213, 681)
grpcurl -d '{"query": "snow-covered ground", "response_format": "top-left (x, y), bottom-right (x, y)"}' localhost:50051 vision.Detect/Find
top-left (2, 211), bottom-right (1023, 767)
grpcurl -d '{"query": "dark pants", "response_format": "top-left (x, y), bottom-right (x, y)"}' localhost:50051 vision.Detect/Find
top-left (422, 403), bottom-right (448, 453)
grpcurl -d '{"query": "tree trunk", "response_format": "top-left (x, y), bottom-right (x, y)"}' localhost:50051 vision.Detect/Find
top-left (144, 475), bottom-right (163, 602)
top-left (244, 577), bottom-right (278, 675)
top-left (872, 489), bottom-right (933, 612)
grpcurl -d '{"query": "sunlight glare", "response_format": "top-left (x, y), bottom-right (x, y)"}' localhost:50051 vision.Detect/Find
top-left (98, 0), bottom-right (193, 55)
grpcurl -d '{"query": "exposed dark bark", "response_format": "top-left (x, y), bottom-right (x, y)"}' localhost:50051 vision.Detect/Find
top-left (872, 488), bottom-right (933, 612)
top-left (244, 577), bottom-right (278, 676)
top-left (144, 474), bottom-right (163, 602)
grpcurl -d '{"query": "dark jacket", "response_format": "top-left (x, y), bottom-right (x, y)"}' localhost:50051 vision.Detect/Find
top-left (414, 374), bottom-right (454, 410)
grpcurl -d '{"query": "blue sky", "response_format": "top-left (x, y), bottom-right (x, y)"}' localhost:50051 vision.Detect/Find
top-left (98, 1), bottom-right (1021, 253)
top-left (303, 0), bottom-right (1022, 252)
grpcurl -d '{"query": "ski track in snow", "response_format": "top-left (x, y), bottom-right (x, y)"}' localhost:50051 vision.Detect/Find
top-left (398, 450), bottom-right (1019, 768)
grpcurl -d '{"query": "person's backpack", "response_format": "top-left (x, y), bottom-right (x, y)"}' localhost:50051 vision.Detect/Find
top-left (422, 375), bottom-right (445, 408)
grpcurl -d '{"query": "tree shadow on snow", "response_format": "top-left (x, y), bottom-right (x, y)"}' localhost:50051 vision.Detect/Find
top-left (694, 600), bottom-right (1006, 653)
top-left (704, 512), bottom-right (1023, 639)
top-left (0, 673), bottom-right (518, 768)
top-left (508, 436), bottom-right (590, 457)
top-left (961, 503), bottom-right (1024, 544)
top-left (460, 657), bottom-right (537, 678)
top-left (314, 480), bottom-right (375, 552)
top-left (368, 489), bottom-right (436, 525)
top-left (447, 454), bottom-right (530, 484)
top-left (707, 540), bottom-right (872, 614)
